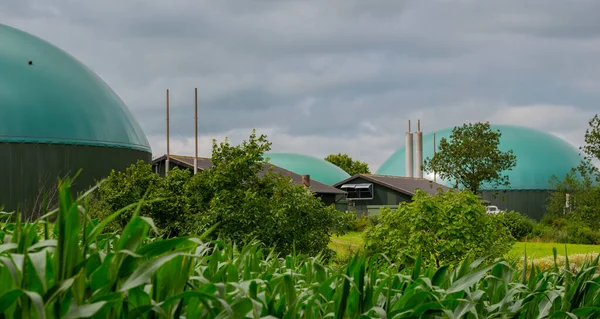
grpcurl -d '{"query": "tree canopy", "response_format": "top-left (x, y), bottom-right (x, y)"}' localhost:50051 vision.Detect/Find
top-left (545, 113), bottom-right (600, 224)
top-left (582, 114), bottom-right (600, 167)
top-left (422, 122), bottom-right (517, 193)
top-left (324, 153), bottom-right (371, 176)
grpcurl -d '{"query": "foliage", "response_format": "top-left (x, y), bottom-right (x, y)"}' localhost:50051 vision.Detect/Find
top-left (324, 153), bottom-right (371, 176)
top-left (199, 171), bottom-right (343, 257)
top-left (91, 161), bottom-right (195, 237)
top-left (89, 130), bottom-right (345, 257)
top-left (582, 113), bottom-right (600, 163)
top-left (340, 213), bottom-right (377, 232)
top-left (422, 122), bottom-right (517, 193)
top-left (364, 189), bottom-right (515, 268)
top-left (5, 183), bottom-right (600, 318)
top-left (495, 210), bottom-right (536, 241)
top-left (545, 162), bottom-right (600, 228)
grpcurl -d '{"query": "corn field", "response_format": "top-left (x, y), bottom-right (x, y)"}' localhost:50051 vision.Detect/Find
top-left (2, 179), bottom-right (600, 318)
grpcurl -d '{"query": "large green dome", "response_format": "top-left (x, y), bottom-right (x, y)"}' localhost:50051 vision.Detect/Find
top-left (264, 152), bottom-right (350, 186)
top-left (376, 125), bottom-right (583, 190)
top-left (0, 23), bottom-right (150, 152)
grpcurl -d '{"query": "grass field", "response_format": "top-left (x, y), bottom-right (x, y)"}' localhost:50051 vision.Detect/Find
top-left (329, 231), bottom-right (600, 261)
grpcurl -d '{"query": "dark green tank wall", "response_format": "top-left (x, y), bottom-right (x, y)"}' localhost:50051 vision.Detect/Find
top-left (479, 190), bottom-right (550, 221)
top-left (0, 143), bottom-right (151, 219)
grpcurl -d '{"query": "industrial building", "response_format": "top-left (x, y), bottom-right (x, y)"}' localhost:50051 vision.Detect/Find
top-left (333, 174), bottom-right (451, 216)
top-left (0, 24), bottom-right (152, 217)
top-left (152, 154), bottom-right (347, 208)
top-left (377, 123), bottom-right (584, 220)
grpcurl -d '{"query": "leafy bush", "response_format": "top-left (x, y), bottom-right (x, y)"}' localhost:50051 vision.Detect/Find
top-left (529, 213), bottom-right (600, 245)
top-left (364, 189), bottom-right (515, 267)
top-left (495, 210), bottom-right (535, 241)
top-left (563, 219), bottom-right (600, 245)
top-left (528, 222), bottom-right (560, 242)
top-left (340, 213), bottom-right (375, 232)
top-left (90, 161), bottom-right (196, 237)
top-left (89, 130), bottom-right (345, 257)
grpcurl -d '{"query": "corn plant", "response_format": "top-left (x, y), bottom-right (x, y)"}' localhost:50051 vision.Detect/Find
top-left (2, 178), bottom-right (600, 318)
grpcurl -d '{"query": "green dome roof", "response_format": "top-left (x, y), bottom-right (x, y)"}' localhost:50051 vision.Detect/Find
top-left (0, 24), bottom-right (151, 152)
top-left (264, 152), bottom-right (351, 185)
top-left (376, 125), bottom-right (583, 190)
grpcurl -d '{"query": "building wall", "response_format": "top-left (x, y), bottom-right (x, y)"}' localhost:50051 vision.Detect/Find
top-left (0, 143), bottom-right (151, 219)
top-left (153, 159), bottom-right (187, 177)
top-left (341, 177), bottom-right (412, 216)
top-left (479, 189), bottom-right (550, 221)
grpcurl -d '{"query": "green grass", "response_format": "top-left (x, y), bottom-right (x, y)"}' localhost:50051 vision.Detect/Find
top-left (329, 231), bottom-right (600, 261)
top-left (509, 242), bottom-right (600, 259)
top-left (329, 231), bottom-right (364, 259)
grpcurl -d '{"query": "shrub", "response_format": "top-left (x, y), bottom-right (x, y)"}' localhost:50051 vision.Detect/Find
top-left (201, 172), bottom-right (344, 257)
top-left (527, 223), bottom-right (560, 242)
top-left (495, 210), bottom-right (535, 241)
top-left (364, 189), bottom-right (515, 268)
top-left (90, 161), bottom-right (195, 237)
top-left (89, 131), bottom-right (346, 257)
top-left (563, 219), bottom-right (600, 245)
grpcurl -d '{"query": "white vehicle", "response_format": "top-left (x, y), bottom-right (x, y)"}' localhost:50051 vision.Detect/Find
top-left (486, 205), bottom-right (503, 215)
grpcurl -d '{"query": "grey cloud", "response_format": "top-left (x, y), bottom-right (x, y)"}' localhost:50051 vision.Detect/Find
top-left (2, 0), bottom-right (600, 167)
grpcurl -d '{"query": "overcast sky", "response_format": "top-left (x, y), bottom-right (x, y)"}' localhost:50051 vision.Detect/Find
top-left (3, 0), bottom-right (600, 171)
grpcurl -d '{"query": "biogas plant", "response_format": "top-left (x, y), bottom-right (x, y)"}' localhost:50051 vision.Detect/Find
top-left (375, 121), bottom-right (584, 220)
top-left (0, 23), bottom-right (586, 220)
top-left (0, 24), bottom-right (152, 216)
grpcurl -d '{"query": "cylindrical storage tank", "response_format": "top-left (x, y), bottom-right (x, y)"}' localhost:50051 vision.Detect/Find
top-left (263, 153), bottom-right (351, 186)
top-left (377, 124), bottom-right (584, 220)
top-left (0, 24), bottom-right (152, 217)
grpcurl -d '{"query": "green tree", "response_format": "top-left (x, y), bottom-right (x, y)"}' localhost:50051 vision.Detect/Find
top-left (324, 153), bottom-right (371, 176)
top-left (190, 130), bottom-right (345, 256)
top-left (91, 130), bottom-right (346, 257)
top-left (364, 189), bottom-right (514, 268)
top-left (582, 114), bottom-right (600, 164)
top-left (422, 122), bottom-right (517, 193)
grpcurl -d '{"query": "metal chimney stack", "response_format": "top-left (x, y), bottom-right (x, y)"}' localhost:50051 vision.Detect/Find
top-left (415, 119), bottom-right (423, 178)
top-left (405, 120), bottom-right (414, 178)
top-left (165, 89), bottom-right (170, 176)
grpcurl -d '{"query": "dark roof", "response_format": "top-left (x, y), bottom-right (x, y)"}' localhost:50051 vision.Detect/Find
top-left (333, 174), bottom-right (452, 196)
top-left (152, 154), bottom-right (345, 195)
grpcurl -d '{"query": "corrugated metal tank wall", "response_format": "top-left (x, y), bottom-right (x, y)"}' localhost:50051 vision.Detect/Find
top-left (479, 190), bottom-right (550, 221)
top-left (0, 143), bottom-right (151, 219)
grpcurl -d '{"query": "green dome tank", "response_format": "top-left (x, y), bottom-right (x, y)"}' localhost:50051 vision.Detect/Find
top-left (0, 24), bottom-right (152, 216)
top-left (264, 153), bottom-right (350, 186)
top-left (376, 125), bottom-right (583, 190)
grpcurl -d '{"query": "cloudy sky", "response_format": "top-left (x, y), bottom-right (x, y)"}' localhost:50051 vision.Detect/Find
top-left (2, 0), bottom-right (600, 171)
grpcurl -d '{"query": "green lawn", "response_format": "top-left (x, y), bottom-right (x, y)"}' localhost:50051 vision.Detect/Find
top-left (509, 242), bottom-right (600, 260)
top-left (329, 231), bottom-right (600, 261)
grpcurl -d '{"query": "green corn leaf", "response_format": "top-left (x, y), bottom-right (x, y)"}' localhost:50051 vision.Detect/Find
top-left (0, 289), bottom-right (45, 318)
top-left (119, 252), bottom-right (183, 292)
top-left (446, 264), bottom-right (495, 294)
top-left (63, 301), bottom-right (107, 319)
top-left (0, 243), bottom-right (17, 254)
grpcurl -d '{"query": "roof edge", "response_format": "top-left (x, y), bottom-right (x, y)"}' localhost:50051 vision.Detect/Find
top-left (152, 154), bottom-right (346, 194)
top-left (0, 137), bottom-right (152, 153)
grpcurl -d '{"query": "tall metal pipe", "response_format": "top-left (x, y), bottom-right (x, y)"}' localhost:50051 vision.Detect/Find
top-left (166, 89), bottom-right (170, 176)
top-left (194, 88), bottom-right (198, 174)
top-left (415, 119), bottom-right (423, 178)
top-left (433, 132), bottom-right (437, 183)
top-left (405, 120), bottom-right (414, 178)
